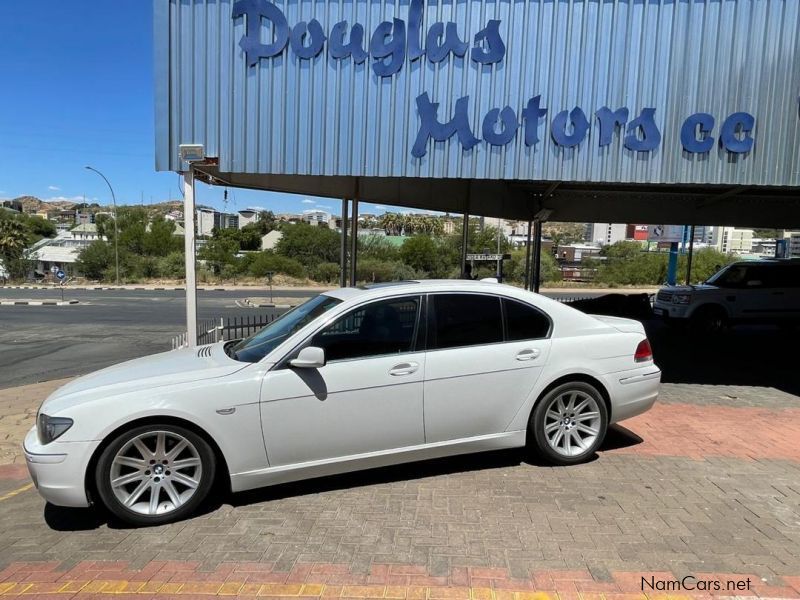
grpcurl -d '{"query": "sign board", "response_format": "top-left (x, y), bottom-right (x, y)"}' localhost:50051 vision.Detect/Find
top-left (647, 225), bottom-right (684, 243)
top-left (466, 254), bottom-right (511, 261)
top-left (56, 270), bottom-right (66, 281)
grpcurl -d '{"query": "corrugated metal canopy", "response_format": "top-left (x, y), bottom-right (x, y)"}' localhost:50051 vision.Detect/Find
top-left (157, 0), bottom-right (800, 225)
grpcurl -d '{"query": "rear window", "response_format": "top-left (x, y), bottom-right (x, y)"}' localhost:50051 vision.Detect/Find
top-left (429, 294), bottom-right (503, 350)
top-left (503, 299), bottom-right (551, 340)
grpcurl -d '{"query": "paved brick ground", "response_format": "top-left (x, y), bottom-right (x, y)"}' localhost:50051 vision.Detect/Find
top-left (0, 379), bottom-right (798, 598)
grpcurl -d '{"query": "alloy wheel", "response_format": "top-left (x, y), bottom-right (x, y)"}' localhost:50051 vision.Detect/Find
top-left (542, 390), bottom-right (602, 458)
top-left (109, 430), bottom-right (203, 516)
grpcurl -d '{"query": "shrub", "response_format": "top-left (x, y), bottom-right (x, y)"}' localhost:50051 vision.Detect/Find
top-left (310, 262), bottom-right (340, 283)
top-left (247, 251), bottom-right (306, 278)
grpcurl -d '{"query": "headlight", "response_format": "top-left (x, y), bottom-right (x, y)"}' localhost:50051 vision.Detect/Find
top-left (37, 414), bottom-right (73, 445)
top-left (672, 294), bottom-right (692, 305)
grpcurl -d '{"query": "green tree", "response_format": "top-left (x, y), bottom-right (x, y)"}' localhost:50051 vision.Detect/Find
top-left (275, 223), bottom-right (340, 267)
top-left (143, 216), bottom-right (181, 256)
top-left (0, 218), bottom-right (28, 263)
top-left (399, 235), bottom-right (451, 276)
top-left (246, 251), bottom-right (306, 278)
top-left (25, 216), bottom-right (57, 240)
top-left (198, 236), bottom-right (239, 275)
top-left (76, 241), bottom-right (114, 280)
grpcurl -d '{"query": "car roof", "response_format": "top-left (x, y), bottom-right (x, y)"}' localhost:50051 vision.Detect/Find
top-left (323, 279), bottom-right (520, 301)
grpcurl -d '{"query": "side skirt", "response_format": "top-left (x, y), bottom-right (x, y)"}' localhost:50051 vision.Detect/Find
top-left (230, 430), bottom-right (527, 492)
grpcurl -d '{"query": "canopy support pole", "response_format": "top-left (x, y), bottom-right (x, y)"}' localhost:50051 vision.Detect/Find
top-left (349, 198), bottom-right (359, 286)
top-left (523, 220), bottom-right (533, 289)
top-left (340, 198), bottom-right (348, 287)
top-left (532, 220), bottom-right (543, 293)
top-left (460, 212), bottom-right (470, 277)
top-left (183, 169), bottom-right (198, 347)
top-left (685, 224), bottom-right (696, 285)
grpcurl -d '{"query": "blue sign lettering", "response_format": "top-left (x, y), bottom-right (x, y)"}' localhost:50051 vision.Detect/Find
top-left (233, 0), bottom-right (506, 76)
top-left (720, 112), bottom-right (755, 153)
top-left (231, 1), bottom-right (758, 162)
top-left (681, 113), bottom-right (715, 153)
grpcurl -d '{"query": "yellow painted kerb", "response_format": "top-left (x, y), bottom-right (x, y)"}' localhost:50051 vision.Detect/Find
top-left (0, 580), bottom-right (610, 599)
top-left (0, 483), bottom-right (33, 502)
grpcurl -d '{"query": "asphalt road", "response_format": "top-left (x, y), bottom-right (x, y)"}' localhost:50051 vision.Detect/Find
top-left (0, 287), bottom-right (608, 389)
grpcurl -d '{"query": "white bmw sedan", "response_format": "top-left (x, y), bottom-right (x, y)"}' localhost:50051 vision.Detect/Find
top-left (25, 280), bottom-right (660, 525)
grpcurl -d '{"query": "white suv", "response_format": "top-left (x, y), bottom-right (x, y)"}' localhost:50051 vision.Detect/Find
top-left (653, 259), bottom-right (800, 332)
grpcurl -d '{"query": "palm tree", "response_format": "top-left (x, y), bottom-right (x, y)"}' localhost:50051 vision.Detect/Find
top-left (0, 218), bottom-right (28, 261)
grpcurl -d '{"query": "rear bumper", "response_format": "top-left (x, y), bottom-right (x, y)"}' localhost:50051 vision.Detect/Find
top-left (606, 366), bottom-right (660, 423)
top-left (23, 427), bottom-right (97, 508)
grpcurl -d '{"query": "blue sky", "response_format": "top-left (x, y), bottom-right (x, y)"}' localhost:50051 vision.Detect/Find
top-left (0, 1), bottom-right (393, 216)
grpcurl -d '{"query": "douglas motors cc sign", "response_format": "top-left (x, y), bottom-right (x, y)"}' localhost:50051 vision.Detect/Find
top-left (232, 0), bottom-right (757, 160)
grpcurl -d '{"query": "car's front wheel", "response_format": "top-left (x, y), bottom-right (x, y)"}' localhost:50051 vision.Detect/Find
top-left (95, 424), bottom-right (215, 526)
top-left (530, 382), bottom-right (608, 465)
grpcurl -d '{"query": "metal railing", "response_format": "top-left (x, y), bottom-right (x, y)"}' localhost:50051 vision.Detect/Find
top-left (171, 313), bottom-right (278, 349)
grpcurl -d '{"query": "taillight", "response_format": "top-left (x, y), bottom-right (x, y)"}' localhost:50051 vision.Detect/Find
top-left (634, 339), bottom-right (653, 363)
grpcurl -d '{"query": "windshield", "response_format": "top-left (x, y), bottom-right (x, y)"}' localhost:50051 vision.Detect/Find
top-left (230, 294), bottom-right (342, 363)
top-left (705, 263), bottom-right (747, 287)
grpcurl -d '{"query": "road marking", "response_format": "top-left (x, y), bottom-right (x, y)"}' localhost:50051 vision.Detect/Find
top-left (0, 581), bottom-right (565, 598)
top-left (0, 482), bottom-right (33, 502)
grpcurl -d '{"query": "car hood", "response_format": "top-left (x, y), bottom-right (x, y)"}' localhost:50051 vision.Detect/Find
top-left (40, 343), bottom-right (249, 415)
top-left (660, 283), bottom-right (718, 292)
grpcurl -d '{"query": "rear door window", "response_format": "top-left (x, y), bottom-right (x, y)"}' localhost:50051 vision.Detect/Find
top-left (429, 294), bottom-right (503, 350)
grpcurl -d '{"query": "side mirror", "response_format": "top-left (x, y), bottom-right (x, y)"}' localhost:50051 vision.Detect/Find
top-left (290, 346), bottom-right (325, 369)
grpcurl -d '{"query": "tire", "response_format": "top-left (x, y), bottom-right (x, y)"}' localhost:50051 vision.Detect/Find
top-left (529, 382), bottom-right (608, 465)
top-left (95, 423), bottom-right (216, 526)
top-left (689, 305), bottom-right (728, 334)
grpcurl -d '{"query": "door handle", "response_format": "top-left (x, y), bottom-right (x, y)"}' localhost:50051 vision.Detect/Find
top-left (516, 349), bottom-right (540, 361)
top-left (389, 362), bottom-right (419, 376)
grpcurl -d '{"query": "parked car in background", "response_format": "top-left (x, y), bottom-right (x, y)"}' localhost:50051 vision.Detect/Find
top-left (25, 280), bottom-right (659, 526)
top-left (654, 259), bottom-right (800, 332)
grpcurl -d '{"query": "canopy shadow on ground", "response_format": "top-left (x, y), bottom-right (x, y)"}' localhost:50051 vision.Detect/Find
top-left (646, 319), bottom-right (800, 397)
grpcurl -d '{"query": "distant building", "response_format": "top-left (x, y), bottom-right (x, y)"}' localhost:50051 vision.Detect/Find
top-left (196, 208), bottom-right (215, 236)
top-left (303, 210), bottom-right (332, 227)
top-left (238, 209), bottom-right (261, 228)
top-left (626, 224), bottom-right (649, 241)
top-left (215, 212), bottom-right (239, 230)
top-left (261, 230), bottom-right (284, 250)
top-left (586, 223), bottom-right (628, 246)
top-left (711, 227), bottom-right (753, 254)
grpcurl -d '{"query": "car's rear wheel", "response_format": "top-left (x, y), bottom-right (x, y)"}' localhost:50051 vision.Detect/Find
top-left (530, 382), bottom-right (608, 465)
top-left (95, 424), bottom-right (215, 526)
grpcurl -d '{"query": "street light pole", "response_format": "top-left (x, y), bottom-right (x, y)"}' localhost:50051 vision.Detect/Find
top-left (85, 166), bottom-right (120, 286)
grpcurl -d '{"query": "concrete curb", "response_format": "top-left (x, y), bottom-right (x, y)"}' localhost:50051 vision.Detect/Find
top-left (0, 286), bottom-right (235, 291)
top-left (243, 298), bottom-right (292, 309)
top-left (0, 300), bottom-right (79, 306)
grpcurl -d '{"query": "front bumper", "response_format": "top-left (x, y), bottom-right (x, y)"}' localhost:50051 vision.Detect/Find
top-left (653, 301), bottom-right (689, 319)
top-left (23, 427), bottom-right (99, 508)
top-left (606, 366), bottom-right (661, 423)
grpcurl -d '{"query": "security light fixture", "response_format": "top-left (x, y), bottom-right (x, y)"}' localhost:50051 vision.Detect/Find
top-left (179, 144), bottom-right (205, 162)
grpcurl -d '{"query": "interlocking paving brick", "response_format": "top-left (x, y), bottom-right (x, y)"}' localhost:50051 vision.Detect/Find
top-left (1, 379), bottom-right (799, 594)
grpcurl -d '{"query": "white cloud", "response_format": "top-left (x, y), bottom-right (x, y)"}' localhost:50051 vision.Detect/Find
top-left (48, 185), bottom-right (61, 191)
top-left (301, 199), bottom-right (315, 204)
top-left (373, 205), bottom-right (386, 210)
top-left (315, 204), bottom-right (332, 210)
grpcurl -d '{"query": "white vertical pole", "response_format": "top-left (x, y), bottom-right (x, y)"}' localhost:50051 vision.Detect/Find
top-left (349, 198), bottom-right (359, 286)
top-left (183, 169), bottom-right (198, 348)
top-left (340, 198), bottom-right (348, 288)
